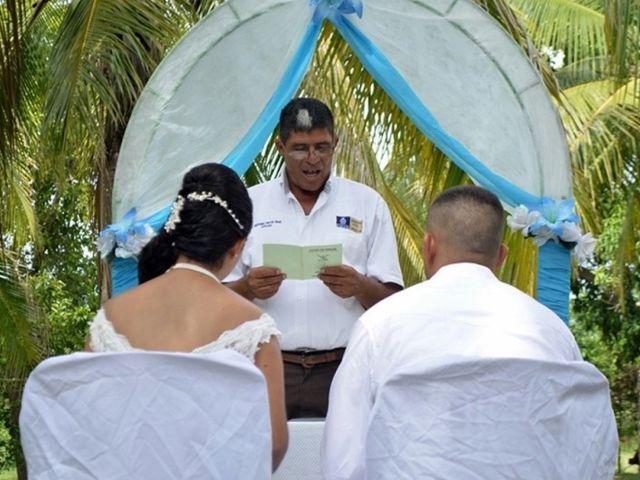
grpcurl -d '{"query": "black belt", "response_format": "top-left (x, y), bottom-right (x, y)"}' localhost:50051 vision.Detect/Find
top-left (281, 348), bottom-right (346, 368)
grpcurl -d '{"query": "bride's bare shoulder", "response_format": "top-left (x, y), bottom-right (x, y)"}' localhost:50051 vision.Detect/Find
top-left (223, 287), bottom-right (264, 321)
top-left (100, 277), bottom-right (167, 323)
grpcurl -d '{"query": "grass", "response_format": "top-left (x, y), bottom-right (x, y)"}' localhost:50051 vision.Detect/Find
top-left (0, 470), bottom-right (15, 480)
top-left (615, 441), bottom-right (640, 479)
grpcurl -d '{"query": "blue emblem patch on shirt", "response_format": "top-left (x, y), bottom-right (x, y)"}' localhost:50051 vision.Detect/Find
top-left (336, 216), bottom-right (351, 229)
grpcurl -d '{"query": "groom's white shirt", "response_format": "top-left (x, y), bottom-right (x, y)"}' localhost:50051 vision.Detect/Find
top-left (322, 263), bottom-right (582, 480)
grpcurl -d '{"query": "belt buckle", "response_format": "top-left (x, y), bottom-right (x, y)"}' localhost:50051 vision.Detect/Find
top-left (297, 348), bottom-right (315, 368)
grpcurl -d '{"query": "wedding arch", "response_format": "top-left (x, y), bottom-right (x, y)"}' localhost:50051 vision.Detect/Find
top-left (101, 0), bottom-right (588, 323)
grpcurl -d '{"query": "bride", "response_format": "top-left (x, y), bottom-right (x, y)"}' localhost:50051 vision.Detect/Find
top-left (86, 163), bottom-right (288, 471)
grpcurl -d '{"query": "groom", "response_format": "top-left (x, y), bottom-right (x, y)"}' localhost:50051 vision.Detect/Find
top-left (323, 185), bottom-right (587, 479)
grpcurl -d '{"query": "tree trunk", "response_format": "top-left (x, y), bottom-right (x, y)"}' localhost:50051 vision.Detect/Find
top-left (96, 128), bottom-right (120, 304)
top-left (7, 379), bottom-right (27, 480)
top-left (96, 35), bottom-right (159, 302)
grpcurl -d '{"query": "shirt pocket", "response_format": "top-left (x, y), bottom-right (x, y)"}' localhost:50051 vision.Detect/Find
top-left (334, 227), bottom-right (367, 270)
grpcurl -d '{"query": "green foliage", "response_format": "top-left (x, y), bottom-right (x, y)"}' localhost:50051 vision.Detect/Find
top-left (0, 176), bottom-right (98, 474)
top-left (0, 400), bottom-right (12, 471)
top-left (572, 195), bottom-right (640, 442)
top-left (29, 176), bottom-right (99, 354)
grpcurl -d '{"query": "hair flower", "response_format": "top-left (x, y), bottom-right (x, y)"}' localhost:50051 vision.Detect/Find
top-left (506, 197), bottom-right (596, 265)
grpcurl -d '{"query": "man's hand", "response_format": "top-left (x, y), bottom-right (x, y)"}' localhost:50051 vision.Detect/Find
top-left (245, 267), bottom-right (287, 300)
top-left (318, 265), bottom-right (403, 309)
top-left (317, 265), bottom-right (363, 299)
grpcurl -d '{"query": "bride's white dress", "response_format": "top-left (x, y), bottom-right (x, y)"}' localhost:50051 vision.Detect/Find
top-left (89, 310), bottom-right (280, 361)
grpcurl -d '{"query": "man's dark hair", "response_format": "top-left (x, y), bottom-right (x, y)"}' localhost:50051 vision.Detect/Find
top-left (278, 97), bottom-right (334, 142)
top-left (138, 163), bottom-right (253, 283)
top-left (427, 185), bottom-right (504, 259)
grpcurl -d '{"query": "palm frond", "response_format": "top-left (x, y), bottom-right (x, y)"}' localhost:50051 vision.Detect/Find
top-left (604, 0), bottom-right (640, 83)
top-left (0, 0), bottom-right (61, 245)
top-left (43, 0), bottom-right (192, 172)
top-left (562, 78), bottom-right (640, 233)
top-left (612, 188), bottom-right (639, 310)
top-left (0, 0), bottom-right (29, 160)
top-left (507, 0), bottom-right (607, 69)
top-left (499, 228), bottom-right (537, 296)
top-left (0, 258), bottom-right (43, 382)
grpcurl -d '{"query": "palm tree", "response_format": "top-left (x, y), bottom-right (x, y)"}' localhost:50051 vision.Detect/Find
top-left (506, 0), bottom-right (640, 299)
top-left (0, 3), bottom-right (57, 474)
top-left (0, 2), bottom-right (218, 476)
top-left (0, 259), bottom-right (44, 479)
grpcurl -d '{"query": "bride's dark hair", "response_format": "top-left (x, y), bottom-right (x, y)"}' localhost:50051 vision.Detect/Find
top-left (138, 163), bottom-right (252, 283)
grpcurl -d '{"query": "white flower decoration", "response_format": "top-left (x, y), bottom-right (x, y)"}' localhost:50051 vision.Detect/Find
top-left (559, 222), bottom-right (582, 243)
top-left (96, 208), bottom-right (155, 260)
top-left (96, 233), bottom-right (116, 259)
top-left (550, 49), bottom-right (565, 70)
top-left (506, 198), bottom-right (596, 264)
top-left (530, 226), bottom-right (556, 247)
top-left (574, 233), bottom-right (596, 265)
top-left (114, 224), bottom-right (155, 258)
top-left (506, 205), bottom-right (539, 235)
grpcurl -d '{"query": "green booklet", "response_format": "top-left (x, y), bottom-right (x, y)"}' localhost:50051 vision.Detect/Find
top-left (263, 243), bottom-right (343, 280)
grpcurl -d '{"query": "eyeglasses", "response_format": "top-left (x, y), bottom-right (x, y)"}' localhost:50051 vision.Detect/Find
top-left (286, 143), bottom-right (334, 161)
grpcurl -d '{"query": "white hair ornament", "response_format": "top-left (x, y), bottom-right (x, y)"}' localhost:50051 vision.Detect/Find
top-left (164, 192), bottom-right (244, 233)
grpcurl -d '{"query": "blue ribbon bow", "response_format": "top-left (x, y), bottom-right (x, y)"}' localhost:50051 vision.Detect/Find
top-left (310, 0), bottom-right (363, 23)
top-left (97, 208), bottom-right (154, 259)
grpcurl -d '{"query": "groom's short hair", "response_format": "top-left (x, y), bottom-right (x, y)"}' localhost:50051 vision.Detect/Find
top-left (427, 185), bottom-right (504, 259)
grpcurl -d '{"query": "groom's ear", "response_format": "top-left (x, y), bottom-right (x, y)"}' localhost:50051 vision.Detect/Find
top-left (422, 232), bottom-right (437, 276)
top-left (494, 243), bottom-right (508, 271)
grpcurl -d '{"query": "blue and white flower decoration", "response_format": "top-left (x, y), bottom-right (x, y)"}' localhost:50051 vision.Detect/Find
top-left (507, 198), bottom-right (596, 264)
top-left (96, 208), bottom-right (155, 260)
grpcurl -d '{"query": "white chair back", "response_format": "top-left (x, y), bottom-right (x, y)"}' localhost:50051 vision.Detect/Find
top-left (366, 357), bottom-right (618, 480)
top-left (20, 350), bottom-right (272, 480)
top-left (273, 419), bottom-right (325, 480)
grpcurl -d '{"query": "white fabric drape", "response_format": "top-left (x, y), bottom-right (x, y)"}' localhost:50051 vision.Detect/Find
top-left (325, 357), bottom-right (617, 480)
top-left (20, 351), bottom-right (272, 479)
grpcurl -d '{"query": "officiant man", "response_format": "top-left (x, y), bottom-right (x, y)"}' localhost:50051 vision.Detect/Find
top-left (226, 97), bottom-right (403, 418)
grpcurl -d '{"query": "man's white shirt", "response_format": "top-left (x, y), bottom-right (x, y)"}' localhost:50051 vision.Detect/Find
top-left (322, 263), bottom-right (583, 480)
top-left (227, 174), bottom-right (403, 350)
